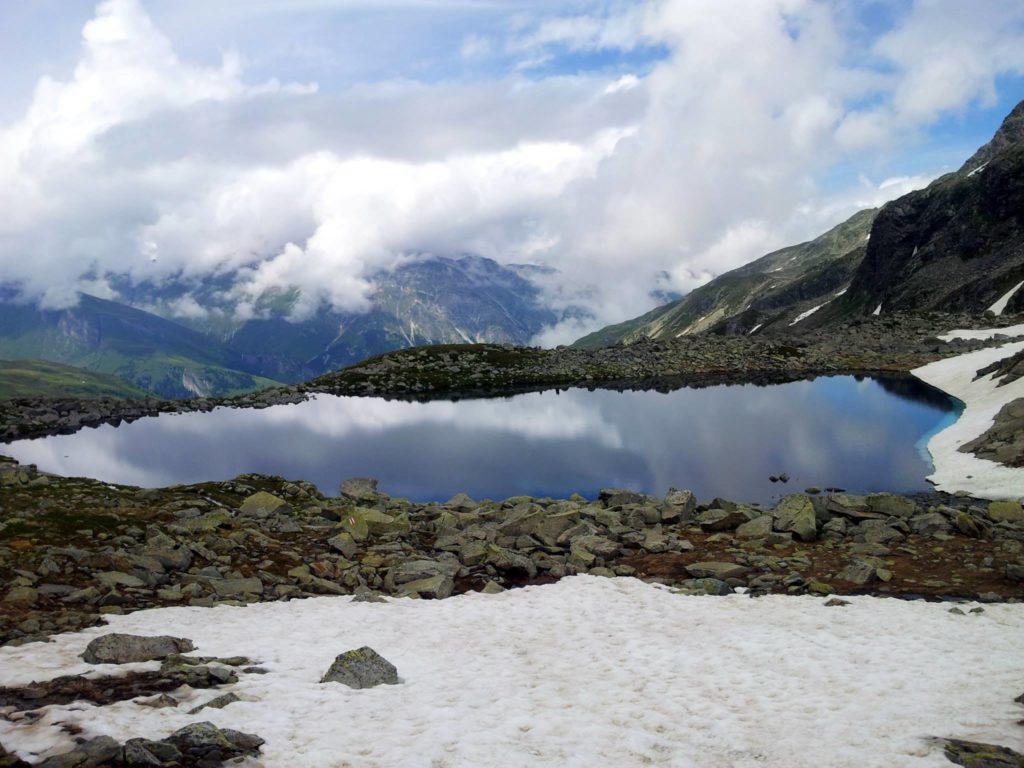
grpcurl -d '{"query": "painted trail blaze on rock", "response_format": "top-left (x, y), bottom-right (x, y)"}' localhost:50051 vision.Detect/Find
top-left (320, 646), bottom-right (399, 689)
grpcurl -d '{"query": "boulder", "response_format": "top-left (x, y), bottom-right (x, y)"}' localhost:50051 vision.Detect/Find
top-left (736, 515), bottom-right (773, 539)
top-left (677, 578), bottom-right (732, 596)
top-left (397, 574), bottom-right (454, 599)
top-left (165, 722), bottom-right (265, 763)
top-left (445, 492), bottom-right (476, 511)
top-left (836, 559), bottom-right (877, 586)
top-left (340, 477), bottom-right (379, 500)
top-left (698, 508), bottom-right (748, 532)
top-left (320, 647), bottom-right (399, 689)
top-left (866, 493), bottom-right (917, 518)
top-left (3, 587), bottom-right (37, 606)
top-left (327, 532), bottom-right (357, 558)
top-left (188, 692), bottom-right (241, 714)
top-left (909, 512), bottom-right (952, 537)
top-left (685, 561), bottom-right (749, 580)
top-left (208, 576), bottom-right (263, 597)
top-left (988, 500), bottom-right (1024, 524)
top-left (942, 738), bottom-right (1024, 768)
top-left (238, 491), bottom-right (292, 518)
top-left (664, 488), bottom-right (697, 521)
top-left (37, 736), bottom-right (120, 768)
top-left (95, 571), bottom-right (145, 589)
top-left (773, 494), bottom-right (817, 541)
top-left (82, 633), bottom-right (194, 664)
top-left (599, 488), bottom-right (645, 507)
top-left (484, 545), bottom-right (538, 578)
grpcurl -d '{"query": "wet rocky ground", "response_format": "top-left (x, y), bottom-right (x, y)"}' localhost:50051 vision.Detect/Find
top-left (2, 456), bottom-right (1022, 650)
top-left (2, 311), bottom-right (1022, 443)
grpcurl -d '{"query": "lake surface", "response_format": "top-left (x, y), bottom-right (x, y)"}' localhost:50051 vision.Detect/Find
top-left (4, 375), bottom-right (960, 504)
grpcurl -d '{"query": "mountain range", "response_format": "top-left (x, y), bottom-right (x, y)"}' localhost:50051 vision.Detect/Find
top-left (576, 99), bottom-right (1024, 347)
top-left (0, 255), bottom-right (558, 398)
top-left (3, 99), bottom-right (1023, 399)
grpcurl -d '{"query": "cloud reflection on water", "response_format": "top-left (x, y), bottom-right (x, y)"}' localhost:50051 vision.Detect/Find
top-left (5, 376), bottom-right (955, 503)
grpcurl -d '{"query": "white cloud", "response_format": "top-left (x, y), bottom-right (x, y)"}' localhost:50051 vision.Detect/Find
top-left (0, 0), bottom-right (1022, 341)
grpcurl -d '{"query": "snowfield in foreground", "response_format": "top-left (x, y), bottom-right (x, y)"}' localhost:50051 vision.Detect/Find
top-left (1, 577), bottom-right (1023, 767)
top-left (913, 327), bottom-right (1024, 499)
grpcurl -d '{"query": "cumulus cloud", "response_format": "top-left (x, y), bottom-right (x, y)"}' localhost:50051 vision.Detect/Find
top-left (0, 0), bottom-right (1022, 340)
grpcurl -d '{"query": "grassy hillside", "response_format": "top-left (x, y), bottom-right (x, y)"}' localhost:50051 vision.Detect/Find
top-left (0, 295), bottom-right (280, 398)
top-left (0, 359), bottom-right (148, 399)
top-left (574, 207), bottom-right (876, 348)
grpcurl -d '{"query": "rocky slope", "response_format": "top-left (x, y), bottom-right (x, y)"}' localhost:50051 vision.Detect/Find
top-left (577, 99), bottom-right (1024, 345)
top-left (1, 456), bottom-right (1021, 651)
top-left (574, 208), bottom-right (876, 347)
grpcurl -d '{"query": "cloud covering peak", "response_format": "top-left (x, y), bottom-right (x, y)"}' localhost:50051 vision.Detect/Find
top-left (1, 0), bottom-right (1022, 340)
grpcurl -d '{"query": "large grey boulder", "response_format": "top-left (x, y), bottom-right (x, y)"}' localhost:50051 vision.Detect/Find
top-left (698, 508), bottom-right (748, 532)
top-left (238, 491), bottom-right (292, 518)
top-left (341, 477), bottom-right (379, 500)
top-left (320, 647), bottom-right (399, 689)
top-left (81, 633), bottom-right (194, 664)
top-left (685, 561), bottom-right (749, 580)
top-left (664, 488), bottom-right (697, 521)
top-left (736, 515), bottom-right (773, 539)
top-left (988, 500), bottom-right (1024, 524)
top-left (773, 494), bottom-right (818, 541)
top-left (384, 559), bottom-right (457, 598)
top-left (165, 722), bottom-right (264, 764)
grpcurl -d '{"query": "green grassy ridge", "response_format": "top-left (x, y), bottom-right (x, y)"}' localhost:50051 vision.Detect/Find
top-left (0, 296), bottom-right (282, 399)
top-left (573, 207), bottom-right (877, 348)
top-left (0, 359), bottom-right (149, 400)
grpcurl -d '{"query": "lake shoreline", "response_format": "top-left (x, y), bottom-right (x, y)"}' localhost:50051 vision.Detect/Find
top-left (1, 455), bottom-right (1022, 650)
top-left (2, 310), bottom-right (1017, 444)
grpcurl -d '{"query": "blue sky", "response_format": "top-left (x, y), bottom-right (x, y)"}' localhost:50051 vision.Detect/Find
top-left (1, 0), bottom-right (1023, 339)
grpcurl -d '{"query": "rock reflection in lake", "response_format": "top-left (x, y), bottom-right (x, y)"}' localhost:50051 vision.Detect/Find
top-left (5, 375), bottom-right (958, 503)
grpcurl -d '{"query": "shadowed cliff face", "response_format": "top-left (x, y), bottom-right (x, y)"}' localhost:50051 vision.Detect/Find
top-left (838, 101), bottom-right (1024, 318)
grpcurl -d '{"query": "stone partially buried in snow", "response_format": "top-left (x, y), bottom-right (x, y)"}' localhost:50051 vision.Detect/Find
top-left (320, 646), bottom-right (399, 689)
top-left (82, 633), bottom-right (194, 664)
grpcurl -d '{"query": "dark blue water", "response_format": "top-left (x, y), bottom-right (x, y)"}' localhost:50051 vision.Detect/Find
top-left (5, 375), bottom-right (959, 504)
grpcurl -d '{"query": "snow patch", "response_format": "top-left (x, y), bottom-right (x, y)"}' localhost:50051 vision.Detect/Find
top-left (789, 302), bottom-right (826, 326)
top-left (913, 336), bottom-right (1024, 498)
top-left (872, 303), bottom-right (882, 316)
top-left (988, 280), bottom-right (1024, 316)
top-left (967, 161), bottom-right (989, 178)
top-left (938, 324), bottom-right (1024, 342)
top-left (748, 323), bottom-right (763, 334)
top-left (1, 577), bottom-right (1022, 768)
